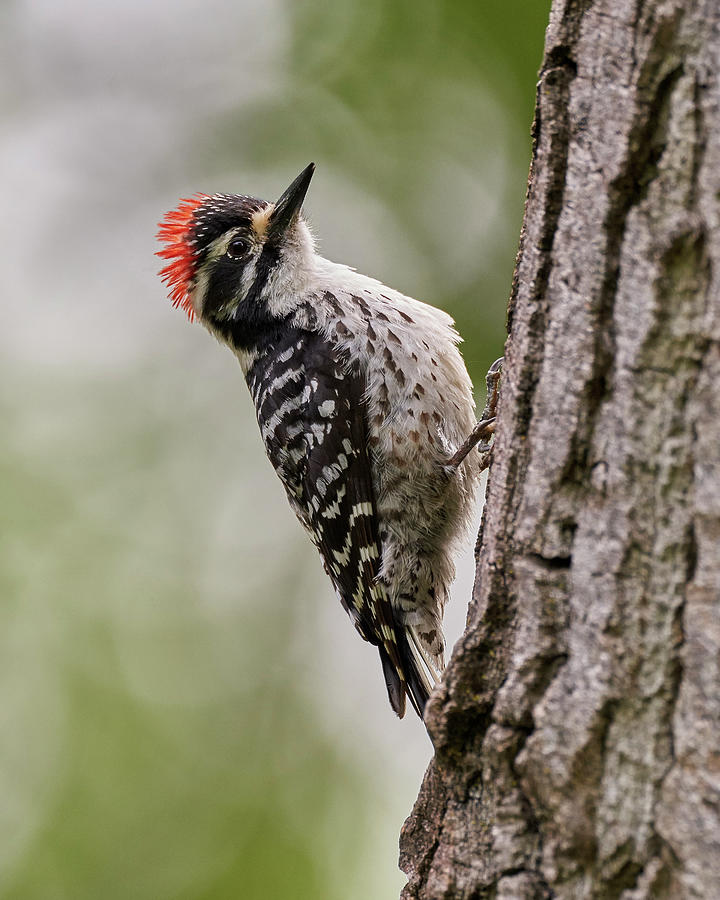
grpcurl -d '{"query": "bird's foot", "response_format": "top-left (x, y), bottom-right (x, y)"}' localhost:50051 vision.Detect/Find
top-left (444, 357), bottom-right (503, 474)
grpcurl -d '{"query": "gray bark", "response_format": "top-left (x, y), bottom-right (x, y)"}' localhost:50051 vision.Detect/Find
top-left (399, 0), bottom-right (720, 897)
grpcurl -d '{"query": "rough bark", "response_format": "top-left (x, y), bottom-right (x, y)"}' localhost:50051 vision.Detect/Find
top-left (400, 0), bottom-right (720, 897)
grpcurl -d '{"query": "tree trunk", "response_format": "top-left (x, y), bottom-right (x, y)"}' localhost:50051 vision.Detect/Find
top-left (399, 0), bottom-right (720, 897)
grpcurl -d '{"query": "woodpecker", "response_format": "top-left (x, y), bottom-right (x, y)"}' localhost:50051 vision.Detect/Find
top-left (157, 163), bottom-right (496, 718)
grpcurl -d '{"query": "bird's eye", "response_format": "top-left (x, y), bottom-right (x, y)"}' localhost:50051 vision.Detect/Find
top-left (227, 237), bottom-right (251, 260)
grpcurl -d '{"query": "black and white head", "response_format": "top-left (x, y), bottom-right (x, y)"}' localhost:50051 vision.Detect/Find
top-left (157, 163), bottom-right (317, 347)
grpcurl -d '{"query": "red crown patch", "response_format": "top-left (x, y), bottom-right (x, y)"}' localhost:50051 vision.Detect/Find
top-left (156, 194), bottom-right (210, 321)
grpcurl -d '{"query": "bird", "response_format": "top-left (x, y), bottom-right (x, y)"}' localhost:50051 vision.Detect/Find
top-left (157, 163), bottom-right (497, 718)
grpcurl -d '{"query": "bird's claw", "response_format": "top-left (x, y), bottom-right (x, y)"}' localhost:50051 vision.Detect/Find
top-left (444, 357), bottom-right (503, 473)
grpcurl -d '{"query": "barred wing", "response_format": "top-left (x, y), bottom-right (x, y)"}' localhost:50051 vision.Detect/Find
top-left (247, 329), bottom-right (413, 716)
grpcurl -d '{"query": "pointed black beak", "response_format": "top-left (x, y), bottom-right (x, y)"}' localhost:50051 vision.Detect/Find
top-left (267, 163), bottom-right (315, 243)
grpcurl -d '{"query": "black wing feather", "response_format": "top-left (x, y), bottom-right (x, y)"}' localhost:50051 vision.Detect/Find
top-left (247, 329), bottom-right (414, 716)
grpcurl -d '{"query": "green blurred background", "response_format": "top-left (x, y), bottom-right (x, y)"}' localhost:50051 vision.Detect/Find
top-left (1, 1), bottom-right (549, 897)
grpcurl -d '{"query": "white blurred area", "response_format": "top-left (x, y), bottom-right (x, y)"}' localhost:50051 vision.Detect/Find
top-left (0, 1), bottom-right (513, 897)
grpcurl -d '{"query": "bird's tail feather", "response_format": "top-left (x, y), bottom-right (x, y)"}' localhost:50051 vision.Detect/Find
top-left (407, 624), bottom-right (444, 685)
top-left (380, 628), bottom-right (439, 719)
top-left (380, 647), bottom-right (406, 718)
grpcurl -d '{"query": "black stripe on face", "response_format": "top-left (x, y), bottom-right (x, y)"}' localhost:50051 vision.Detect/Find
top-left (244, 242), bottom-right (280, 305)
top-left (201, 251), bottom-right (252, 319)
top-left (208, 241), bottom-right (287, 352)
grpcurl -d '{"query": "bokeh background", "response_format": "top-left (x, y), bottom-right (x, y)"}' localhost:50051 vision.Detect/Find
top-left (1, 1), bottom-right (549, 897)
